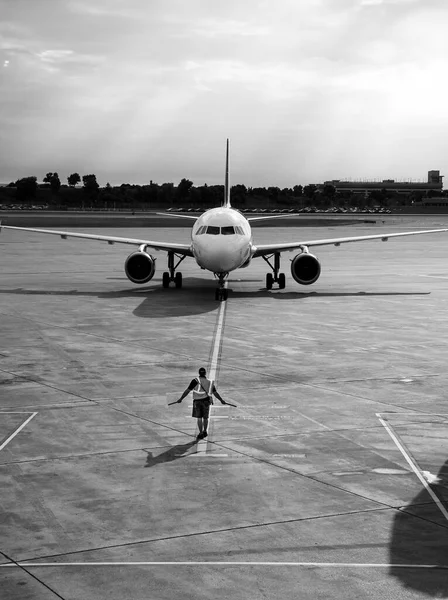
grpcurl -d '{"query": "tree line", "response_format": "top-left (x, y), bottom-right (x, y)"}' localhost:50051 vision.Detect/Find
top-left (2, 173), bottom-right (447, 209)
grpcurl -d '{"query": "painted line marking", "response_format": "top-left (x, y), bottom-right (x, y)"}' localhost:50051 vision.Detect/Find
top-left (377, 413), bottom-right (448, 522)
top-left (0, 412), bottom-right (37, 453)
top-left (195, 286), bottom-right (227, 456)
top-left (1, 561), bottom-right (447, 569)
top-left (189, 454), bottom-right (229, 458)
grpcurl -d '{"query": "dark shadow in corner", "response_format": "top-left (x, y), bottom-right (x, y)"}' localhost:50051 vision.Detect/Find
top-left (144, 440), bottom-right (197, 468)
top-left (389, 458), bottom-right (448, 596)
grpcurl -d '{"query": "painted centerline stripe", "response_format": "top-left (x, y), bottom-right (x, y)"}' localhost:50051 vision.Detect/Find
top-left (196, 284), bottom-right (228, 455)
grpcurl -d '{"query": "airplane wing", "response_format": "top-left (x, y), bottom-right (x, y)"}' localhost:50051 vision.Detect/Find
top-left (252, 228), bottom-right (448, 257)
top-left (247, 214), bottom-right (298, 222)
top-left (155, 213), bottom-right (199, 220)
top-left (0, 224), bottom-right (194, 256)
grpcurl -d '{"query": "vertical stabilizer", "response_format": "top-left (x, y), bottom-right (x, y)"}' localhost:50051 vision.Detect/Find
top-left (224, 139), bottom-right (231, 207)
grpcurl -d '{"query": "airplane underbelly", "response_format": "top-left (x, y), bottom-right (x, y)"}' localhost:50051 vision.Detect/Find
top-left (193, 240), bottom-right (250, 273)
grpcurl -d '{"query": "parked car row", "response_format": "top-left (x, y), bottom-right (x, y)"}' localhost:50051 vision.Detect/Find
top-left (0, 204), bottom-right (49, 210)
top-left (166, 207), bottom-right (392, 214)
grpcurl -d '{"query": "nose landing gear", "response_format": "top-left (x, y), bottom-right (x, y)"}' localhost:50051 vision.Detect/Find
top-left (163, 251), bottom-right (186, 289)
top-left (263, 252), bottom-right (285, 290)
top-left (214, 273), bottom-right (229, 301)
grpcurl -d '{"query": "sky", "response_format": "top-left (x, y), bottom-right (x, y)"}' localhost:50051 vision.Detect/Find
top-left (1, 0), bottom-right (447, 188)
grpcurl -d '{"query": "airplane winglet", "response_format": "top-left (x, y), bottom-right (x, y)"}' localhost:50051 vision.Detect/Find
top-left (224, 139), bottom-right (231, 208)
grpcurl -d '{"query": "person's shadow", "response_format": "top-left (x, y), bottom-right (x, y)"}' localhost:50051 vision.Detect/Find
top-left (389, 458), bottom-right (448, 596)
top-left (144, 440), bottom-right (197, 467)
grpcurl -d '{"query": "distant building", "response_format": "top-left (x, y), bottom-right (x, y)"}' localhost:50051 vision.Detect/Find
top-left (323, 170), bottom-right (444, 196)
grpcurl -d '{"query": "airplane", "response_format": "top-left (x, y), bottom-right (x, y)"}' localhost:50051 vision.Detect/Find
top-left (2, 139), bottom-right (448, 301)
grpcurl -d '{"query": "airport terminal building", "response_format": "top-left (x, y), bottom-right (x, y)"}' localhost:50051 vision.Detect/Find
top-left (323, 170), bottom-right (444, 197)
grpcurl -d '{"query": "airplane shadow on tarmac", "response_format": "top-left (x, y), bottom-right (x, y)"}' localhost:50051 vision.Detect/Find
top-left (0, 284), bottom-right (431, 318)
top-left (144, 440), bottom-right (197, 467)
top-left (389, 458), bottom-right (448, 597)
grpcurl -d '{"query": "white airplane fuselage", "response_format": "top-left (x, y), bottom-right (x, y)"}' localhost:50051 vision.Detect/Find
top-left (191, 207), bottom-right (253, 274)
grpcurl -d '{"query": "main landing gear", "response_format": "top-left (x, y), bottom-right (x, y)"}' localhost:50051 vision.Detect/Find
top-left (214, 273), bottom-right (228, 302)
top-left (162, 251), bottom-right (186, 289)
top-left (262, 252), bottom-right (286, 290)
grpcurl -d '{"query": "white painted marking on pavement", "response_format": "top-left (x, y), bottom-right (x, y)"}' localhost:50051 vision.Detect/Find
top-left (0, 412), bottom-right (37, 452)
top-left (189, 454), bottom-right (229, 458)
top-left (1, 561), bottom-right (447, 569)
top-left (196, 286), bottom-right (227, 455)
top-left (377, 413), bottom-right (448, 522)
top-left (422, 470), bottom-right (441, 484)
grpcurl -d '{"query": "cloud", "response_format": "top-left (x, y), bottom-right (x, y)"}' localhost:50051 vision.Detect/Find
top-left (359, 0), bottom-right (420, 5)
top-left (36, 48), bottom-right (105, 68)
top-left (1, 0), bottom-right (447, 186)
top-left (37, 49), bottom-right (74, 62)
top-left (68, 0), bottom-right (142, 19)
top-left (190, 18), bottom-right (270, 38)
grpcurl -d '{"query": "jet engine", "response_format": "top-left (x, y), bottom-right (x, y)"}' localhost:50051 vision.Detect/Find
top-left (125, 250), bottom-right (156, 284)
top-left (290, 252), bottom-right (321, 285)
top-left (239, 257), bottom-right (252, 269)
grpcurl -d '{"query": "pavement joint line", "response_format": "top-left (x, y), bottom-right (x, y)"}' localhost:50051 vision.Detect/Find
top-left (298, 380), bottom-right (444, 414)
top-left (200, 360), bottom-right (444, 393)
top-left (0, 367), bottom-right (97, 403)
top-left (0, 412), bottom-right (37, 453)
top-left (107, 405), bottom-right (196, 439)
top-left (0, 551), bottom-right (67, 599)
top-left (2, 561), bottom-right (448, 569)
top-left (0, 312), bottom-right (211, 364)
top-left (1, 445), bottom-right (193, 465)
top-left (2, 506), bottom-right (394, 564)
top-left (2, 419), bottom-right (402, 467)
top-left (210, 440), bottom-right (403, 510)
top-left (377, 413), bottom-right (448, 523)
top-left (198, 408), bottom-right (431, 478)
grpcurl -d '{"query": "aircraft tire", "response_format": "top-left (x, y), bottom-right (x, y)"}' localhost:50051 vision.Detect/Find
top-left (266, 273), bottom-right (273, 290)
top-left (278, 273), bottom-right (286, 289)
top-left (162, 272), bottom-right (170, 288)
top-left (175, 272), bottom-right (182, 289)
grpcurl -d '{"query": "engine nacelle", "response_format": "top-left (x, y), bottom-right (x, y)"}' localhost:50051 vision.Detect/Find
top-left (239, 257), bottom-right (252, 269)
top-left (125, 251), bottom-right (156, 284)
top-left (290, 252), bottom-right (321, 285)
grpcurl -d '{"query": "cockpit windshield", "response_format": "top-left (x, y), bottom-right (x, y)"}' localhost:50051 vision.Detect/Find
top-left (194, 224), bottom-right (245, 236)
top-left (221, 226), bottom-right (235, 235)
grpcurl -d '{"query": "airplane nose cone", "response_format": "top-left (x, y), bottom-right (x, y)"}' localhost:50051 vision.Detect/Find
top-left (194, 238), bottom-right (242, 272)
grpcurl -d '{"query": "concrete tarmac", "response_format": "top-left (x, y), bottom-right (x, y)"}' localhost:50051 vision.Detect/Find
top-left (1, 215), bottom-right (448, 599)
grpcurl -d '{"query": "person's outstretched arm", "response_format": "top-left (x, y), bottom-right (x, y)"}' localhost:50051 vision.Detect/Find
top-left (212, 385), bottom-right (226, 404)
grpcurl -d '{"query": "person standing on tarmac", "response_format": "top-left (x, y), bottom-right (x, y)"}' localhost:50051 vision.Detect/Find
top-left (177, 367), bottom-right (226, 440)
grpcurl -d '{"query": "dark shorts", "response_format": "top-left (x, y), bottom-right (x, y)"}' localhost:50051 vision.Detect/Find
top-left (192, 398), bottom-right (211, 419)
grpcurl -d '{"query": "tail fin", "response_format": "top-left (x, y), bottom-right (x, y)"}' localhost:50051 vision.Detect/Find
top-left (223, 139), bottom-right (231, 208)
